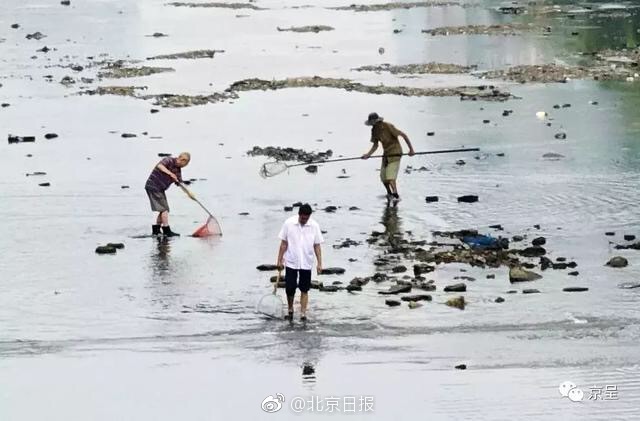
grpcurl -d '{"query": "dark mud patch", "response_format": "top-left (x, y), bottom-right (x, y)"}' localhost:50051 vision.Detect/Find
top-left (329, 2), bottom-right (464, 11)
top-left (167, 2), bottom-right (264, 10)
top-left (147, 49), bottom-right (224, 60)
top-left (353, 62), bottom-right (474, 74)
top-left (277, 25), bottom-right (334, 33)
top-left (422, 23), bottom-right (533, 36)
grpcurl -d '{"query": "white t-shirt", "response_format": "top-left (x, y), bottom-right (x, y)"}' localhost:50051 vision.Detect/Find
top-left (278, 215), bottom-right (324, 270)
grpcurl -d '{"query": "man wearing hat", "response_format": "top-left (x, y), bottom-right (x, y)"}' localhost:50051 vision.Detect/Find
top-left (361, 112), bottom-right (415, 201)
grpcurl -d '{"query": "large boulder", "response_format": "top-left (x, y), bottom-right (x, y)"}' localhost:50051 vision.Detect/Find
top-left (509, 267), bottom-right (542, 283)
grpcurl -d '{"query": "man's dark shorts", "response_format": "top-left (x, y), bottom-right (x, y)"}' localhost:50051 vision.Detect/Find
top-left (285, 267), bottom-right (311, 296)
top-left (146, 189), bottom-right (169, 212)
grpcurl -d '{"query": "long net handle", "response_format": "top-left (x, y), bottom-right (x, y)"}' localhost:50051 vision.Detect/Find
top-left (177, 182), bottom-right (215, 218)
top-left (274, 270), bottom-right (281, 294)
top-left (284, 147), bottom-right (480, 168)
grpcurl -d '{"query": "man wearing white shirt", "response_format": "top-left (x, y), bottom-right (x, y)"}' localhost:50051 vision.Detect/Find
top-left (276, 204), bottom-right (324, 321)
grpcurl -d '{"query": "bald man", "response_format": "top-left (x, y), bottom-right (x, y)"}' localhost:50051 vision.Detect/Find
top-left (144, 152), bottom-right (194, 237)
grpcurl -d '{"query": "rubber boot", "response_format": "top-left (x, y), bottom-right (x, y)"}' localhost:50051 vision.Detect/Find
top-left (152, 224), bottom-right (161, 236)
top-left (162, 226), bottom-right (180, 237)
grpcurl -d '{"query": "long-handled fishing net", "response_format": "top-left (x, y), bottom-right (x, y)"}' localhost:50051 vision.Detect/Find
top-left (177, 182), bottom-right (223, 237)
top-left (259, 147), bottom-right (480, 178)
top-left (257, 271), bottom-right (285, 319)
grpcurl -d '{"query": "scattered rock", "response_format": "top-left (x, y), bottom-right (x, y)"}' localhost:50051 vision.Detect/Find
top-left (256, 264), bottom-right (279, 271)
top-left (425, 196), bottom-right (439, 203)
top-left (305, 165), bottom-right (318, 173)
top-left (455, 364), bottom-right (467, 370)
top-left (8, 135), bottom-right (36, 144)
top-left (532, 237), bottom-right (546, 246)
top-left (95, 245), bottom-right (116, 254)
top-left (444, 283), bottom-right (466, 292)
top-left (392, 265), bottom-right (407, 273)
top-left (486, 274), bottom-right (495, 279)
top-left (606, 256), bottom-right (628, 268)
top-left (509, 267), bottom-right (542, 283)
top-left (495, 297), bottom-right (505, 303)
top-left (320, 267), bottom-right (345, 275)
top-left (378, 284), bottom-right (411, 295)
top-left (320, 285), bottom-right (339, 292)
top-left (445, 296), bottom-right (465, 310)
top-left (413, 263), bottom-right (435, 276)
top-left (456, 159), bottom-right (466, 165)
top-left (106, 243), bottom-right (125, 249)
top-left (520, 246), bottom-right (546, 257)
top-left (26, 32), bottom-right (46, 40)
top-left (512, 235), bottom-right (524, 242)
top-left (38, 182), bottom-right (50, 187)
top-left (121, 133), bottom-right (137, 138)
top-left (457, 195), bottom-right (478, 203)
top-left (121, 185), bottom-right (130, 189)
top-left (148, 32), bottom-right (168, 37)
top-left (283, 206), bottom-right (293, 212)
top-left (44, 133), bottom-right (58, 139)
top-left (346, 285), bottom-right (362, 292)
top-left (554, 132), bottom-right (567, 140)
top-left (605, 232), bottom-right (615, 236)
top-left (26, 172), bottom-right (47, 176)
top-left (522, 289), bottom-right (540, 294)
top-left (61, 0), bottom-right (71, 5)
top-left (542, 153), bottom-right (564, 160)
top-left (11, 24), bottom-right (19, 29)
top-left (427, 131), bottom-right (435, 136)
top-left (624, 235), bottom-right (636, 241)
top-left (563, 287), bottom-right (588, 292)
top-left (385, 299), bottom-right (401, 307)
top-left (401, 294), bottom-right (432, 302)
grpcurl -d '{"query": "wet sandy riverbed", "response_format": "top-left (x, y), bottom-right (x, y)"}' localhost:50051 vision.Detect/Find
top-left (1, 0), bottom-right (640, 419)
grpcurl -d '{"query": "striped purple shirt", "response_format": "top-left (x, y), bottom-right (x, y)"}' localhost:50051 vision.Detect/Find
top-left (145, 157), bottom-right (182, 192)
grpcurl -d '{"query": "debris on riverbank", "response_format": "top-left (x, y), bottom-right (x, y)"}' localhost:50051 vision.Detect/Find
top-left (353, 62), bottom-right (474, 74)
top-left (277, 25), bottom-right (334, 33)
top-left (422, 23), bottom-right (533, 36)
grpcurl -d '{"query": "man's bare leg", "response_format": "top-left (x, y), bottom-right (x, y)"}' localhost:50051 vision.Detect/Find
top-left (300, 292), bottom-right (308, 318)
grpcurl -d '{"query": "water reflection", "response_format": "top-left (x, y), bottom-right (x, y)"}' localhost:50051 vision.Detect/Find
top-left (381, 201), bottom-right (404, 253)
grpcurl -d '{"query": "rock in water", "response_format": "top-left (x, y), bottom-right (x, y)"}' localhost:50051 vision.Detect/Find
top-left (563, 287), bottom-right (588, 292)
top-left (606, 256), bottom-right (628, 268)
top-left (509, 267), bottom-right (542, 283)
top-left (95, 245), bottom-right (116, 254)
top-left (385, 299), bottom-right (401, 307)
top-left (457, 195), bottom-right (478, 203)
top-left (400, 294), bottom-right (432, 302)
top-left (495, 297), bottom-right (505, 303)
top-left (256, 264), bottom-right (279, 271)
top-left (455, 364), bottom-right (467, 370)
top-left (320, 267), bottom-right (345, 275)
top-left (446, 296), bottom-right (466, 310)
top-left (425, 196), bottom-right (439, 203)
top-left (106, 243), bottom-right (125, 249)
top-left (444, 283), bottom-right (466, 292)
top-left (378, 284), bottom-right (411, 295)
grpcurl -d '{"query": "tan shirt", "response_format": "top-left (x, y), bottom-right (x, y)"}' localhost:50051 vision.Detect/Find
top-left (371, 121), bottom-right (402, 161)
